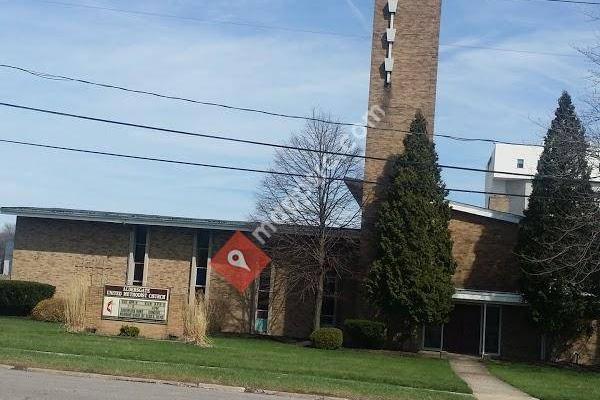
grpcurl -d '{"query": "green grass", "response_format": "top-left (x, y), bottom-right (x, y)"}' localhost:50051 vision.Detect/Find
top-left (0, 317), bottom-right (472, 400)
top-left (488, 361), bottom-right (600, 400)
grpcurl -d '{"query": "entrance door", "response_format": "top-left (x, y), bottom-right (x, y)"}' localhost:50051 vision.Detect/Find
top-left (443, 304), bottom-right (482, 355)
top-left (482, 305), bottom-right (501, 355)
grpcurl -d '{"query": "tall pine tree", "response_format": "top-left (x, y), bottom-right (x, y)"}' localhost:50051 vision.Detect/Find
top-left (366, 111), bottom-right (456, 341)
top-left (517, 92), bottom-right (596, 360)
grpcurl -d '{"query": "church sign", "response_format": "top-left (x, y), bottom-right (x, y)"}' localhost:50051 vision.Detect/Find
top-left (101, 285), bottom-right (169, 324)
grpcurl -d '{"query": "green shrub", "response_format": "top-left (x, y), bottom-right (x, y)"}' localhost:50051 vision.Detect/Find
top-left (0, 280), bottom-right (55, 316)
top-left (31, 297), bottom-right (65, 322)
top-left (343, 319), bottom-right (386, 349)
top-left (119, 325), bottom-right (140, 337)
top-left (310, 328), bottom-right (343, 350)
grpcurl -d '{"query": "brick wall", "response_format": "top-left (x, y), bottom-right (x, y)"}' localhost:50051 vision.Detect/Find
top-left (561, 321), bottom-right (600, 365)
top-left (12, 218), bottom-right (194, 338)
top-left (12, 217), bottom-right (130, 293)
top-left (205, 231), bottom-right (314, 338)
top-left (206, 231), bottom-right (255, 334)
top-left (11, 218), bottom-right (319, 339)
top-left (450, 210), bottom-right (521, 292)
top-left (488, 195), bottom-right (510, 213)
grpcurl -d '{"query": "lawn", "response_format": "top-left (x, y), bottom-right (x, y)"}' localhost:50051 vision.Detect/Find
top-left (488, 361), bottom-right (600, 400)
top-left (0, 317), bottom-right (472, 400)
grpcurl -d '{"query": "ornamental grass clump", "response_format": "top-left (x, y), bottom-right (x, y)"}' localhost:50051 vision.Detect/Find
top-left (183, 296), bottom-right (211, 347)
top-left (64, 276), bottom-right (89, 333)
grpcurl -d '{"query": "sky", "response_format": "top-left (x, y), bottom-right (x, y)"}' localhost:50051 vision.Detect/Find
top-left (0, 0), bottom-right (597, 226)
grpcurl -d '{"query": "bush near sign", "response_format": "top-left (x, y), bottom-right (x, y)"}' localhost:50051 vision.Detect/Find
top-left (102, 285), bottom-right (169, 324)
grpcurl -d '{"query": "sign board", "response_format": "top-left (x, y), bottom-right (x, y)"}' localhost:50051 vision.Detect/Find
top-left (101, 285), bottom-right (169, 324)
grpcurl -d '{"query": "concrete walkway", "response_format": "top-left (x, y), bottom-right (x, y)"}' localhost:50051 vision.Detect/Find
top-left (450, 357), bottom-right (538, 400)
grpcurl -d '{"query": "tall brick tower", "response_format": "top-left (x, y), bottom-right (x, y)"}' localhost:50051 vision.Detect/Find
top-left (360, 0), bottom-right (442, 266)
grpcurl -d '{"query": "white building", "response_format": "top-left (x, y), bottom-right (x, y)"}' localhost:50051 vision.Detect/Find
top-left (485, 143), bottom-right (600, 215)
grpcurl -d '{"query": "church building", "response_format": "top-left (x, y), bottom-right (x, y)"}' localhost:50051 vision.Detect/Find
top-left (2, 0), bottom-right (598, 364)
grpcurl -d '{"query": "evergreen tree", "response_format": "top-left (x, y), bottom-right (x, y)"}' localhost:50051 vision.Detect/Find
top-left (366, 112), bottom-right (457, 341)
top-left (517, 91), bottom-right (597, 359)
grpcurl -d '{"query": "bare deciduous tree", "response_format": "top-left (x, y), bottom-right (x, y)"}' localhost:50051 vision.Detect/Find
top-left (253, 111), bottom-right (363, 331)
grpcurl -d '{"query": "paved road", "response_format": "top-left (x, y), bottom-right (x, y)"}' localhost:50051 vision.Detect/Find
top-left (0, 367), bottom-right (302, 400)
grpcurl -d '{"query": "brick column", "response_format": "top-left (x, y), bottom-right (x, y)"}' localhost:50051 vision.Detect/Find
top-left (357, 0), bottom-right (442, 300)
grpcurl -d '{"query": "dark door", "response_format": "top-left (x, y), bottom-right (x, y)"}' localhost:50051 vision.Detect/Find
top-left (444, 304), bottom-right (481, 355)
top-left (484, 305), bottom-right (501, 354)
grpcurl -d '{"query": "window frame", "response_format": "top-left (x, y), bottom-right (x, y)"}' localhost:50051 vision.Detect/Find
top-left (195, 231), bottom-right (211, 292)
top-left (127, 225), bottom-right (149, 287)
top-left (320, 270), bottom-right (339, 327)
top-left (189, 230), bottom-right (212, 303)
top-left (516, 159), bottom-right (525, 169)
top-left (254, 267), bottom-right (272, 335)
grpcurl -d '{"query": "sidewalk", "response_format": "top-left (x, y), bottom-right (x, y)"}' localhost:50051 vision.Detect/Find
top-left (450, 357), bottom-right (538, 400)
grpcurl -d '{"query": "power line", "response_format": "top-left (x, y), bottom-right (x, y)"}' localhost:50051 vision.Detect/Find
top-left (23, 0), bottom-right (582, 58)
top-left (1, 101), bottom-right (598, 183)
top-left (0, 137), bottom-right (544, 199)
top-left (29, 0), bottom-right (369, 39)
top-left (0, 101), bottom-right (544, 180)
top-left (440, 43), bottom-right (581, 58)
top-left (0, 64), bottom-right (545, 148)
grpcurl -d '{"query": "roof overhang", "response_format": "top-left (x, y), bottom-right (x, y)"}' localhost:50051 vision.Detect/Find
top-left (449, 201), bottom-right (522, 224)
top-left (0, 207), bottom-right (361, 237)
top-left (453, 289), bottom-right (525, 305)
top-left (1, 207), bottom-right (255, 232)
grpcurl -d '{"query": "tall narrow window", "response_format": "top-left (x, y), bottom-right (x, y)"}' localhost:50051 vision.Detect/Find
top-left (517, 159), bottom-right (524, 169)
top-left (255, 268), bottom-right (271, 334)
top-left (132, 226), bottom-right (148, 286)
top-left (195, 230), bottom-right (210, 293)
top-left (321, 270), bottom-right (338, 326)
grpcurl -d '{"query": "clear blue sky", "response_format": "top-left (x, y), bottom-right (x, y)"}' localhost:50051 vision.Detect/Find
top-left (0, 0), bottom-right (596, 225)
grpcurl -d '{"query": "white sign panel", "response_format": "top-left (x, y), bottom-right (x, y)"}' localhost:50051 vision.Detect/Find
top-left (101, 285), bottom-right (169, 324)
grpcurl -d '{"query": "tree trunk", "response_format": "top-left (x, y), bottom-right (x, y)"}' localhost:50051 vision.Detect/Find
top-left (313, 270), bottom-right (325, 332)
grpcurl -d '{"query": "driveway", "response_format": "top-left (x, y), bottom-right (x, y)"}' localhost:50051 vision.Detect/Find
top-left (0, 366), bottom-right (315, 400)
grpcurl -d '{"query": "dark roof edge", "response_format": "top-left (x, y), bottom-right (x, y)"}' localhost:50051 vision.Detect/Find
top-left (0, 207), bottom-right (361, 236)
top-left (1, 207), bottom-right (255, 232)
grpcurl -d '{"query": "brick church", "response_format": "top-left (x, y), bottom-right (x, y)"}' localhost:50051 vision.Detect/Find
top-left (2, 0), bottom-right (598, 364)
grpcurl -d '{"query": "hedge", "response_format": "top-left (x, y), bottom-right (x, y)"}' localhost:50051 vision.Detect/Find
top-left (0, 280), bottom-right (56, 316)
top-left (343, 319), bottom-right (386, 349)
top-left (310, 328), bottom-right (343, 350)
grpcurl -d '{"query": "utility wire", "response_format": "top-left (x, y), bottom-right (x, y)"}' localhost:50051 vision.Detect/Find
top-left (22, 0), bottom-right (582, 58)
top-left (440, 43), bottom-right (581, 58)
top-left (0, 64), bottom-right (545, 148)
top-left (1, 101), bottom-right (599, 183)
top-left (28, 0), bottom-right (369, 39)
top-left (0, 137), bottom-right (549, 199)
top-left (0, 101), bottom-right (548, 179)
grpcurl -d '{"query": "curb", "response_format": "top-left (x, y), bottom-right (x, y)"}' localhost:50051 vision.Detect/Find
top-left (0, 363), bottom-right (347, 400)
